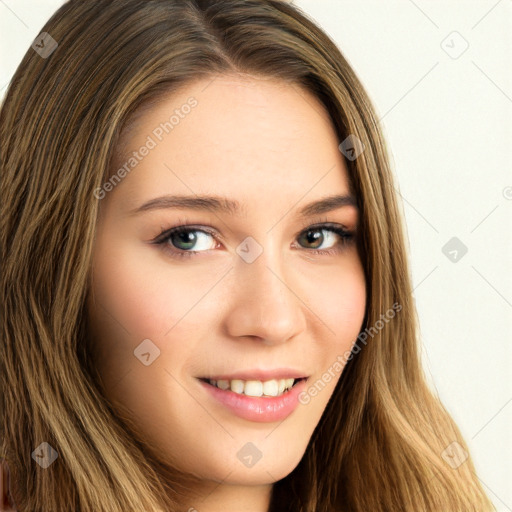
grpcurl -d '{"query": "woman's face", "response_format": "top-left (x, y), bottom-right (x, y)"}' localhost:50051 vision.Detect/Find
top-left (87, 74), bottom-right (366, 491)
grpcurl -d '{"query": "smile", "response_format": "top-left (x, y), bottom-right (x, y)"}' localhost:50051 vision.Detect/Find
top-left (201, 377), bottom-right (305, 397)
top-left (197, 375), bottom-right (309, 423)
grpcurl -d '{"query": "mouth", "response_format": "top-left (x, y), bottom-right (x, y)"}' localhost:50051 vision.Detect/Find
top-left (198, 376), bottom-right (308, 398)
top-left (197, 373), bottom-right (310, 423)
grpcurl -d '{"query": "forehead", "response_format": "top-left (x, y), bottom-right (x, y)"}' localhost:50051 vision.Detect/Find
top-left (108, 74), bottom-right (353, 214)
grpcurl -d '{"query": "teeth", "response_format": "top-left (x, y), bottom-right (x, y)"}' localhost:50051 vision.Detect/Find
top-left (208, 377), bottom-right (299, 396)
top-left (230, 379), bottom-right (245, 394)
top-left (262, 379), bottom-right (278, 397)
top-left (244, 380), bottom-right (263, 397)
top-left (216, 379), bottom-right (230, 390)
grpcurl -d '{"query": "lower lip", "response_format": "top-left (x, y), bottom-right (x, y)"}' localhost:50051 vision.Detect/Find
top-left (198, 378), bottom-right (308, 423)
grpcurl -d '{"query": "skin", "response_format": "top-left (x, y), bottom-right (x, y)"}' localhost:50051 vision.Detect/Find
top-left (86, 74), bottom-right (366, 512)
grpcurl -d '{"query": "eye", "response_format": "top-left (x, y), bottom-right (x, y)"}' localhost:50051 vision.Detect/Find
top-left (152, 222), bottom-right (355, 259)
top-left (153, 226), bottom-right (218, 258)
top-left (295, 223), bottom-right (354, 255)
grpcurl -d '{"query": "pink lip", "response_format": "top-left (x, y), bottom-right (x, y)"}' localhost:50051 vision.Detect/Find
top-left (198, 378), bottom-right (308, 423)
top-left (199, 368), bottom-right (308, 381)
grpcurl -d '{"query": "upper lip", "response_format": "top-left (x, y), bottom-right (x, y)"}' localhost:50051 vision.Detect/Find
top-left (198, 368), bottom-right (309, 381)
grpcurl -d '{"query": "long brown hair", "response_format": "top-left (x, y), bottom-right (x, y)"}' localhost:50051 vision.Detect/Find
top-left (0, 0), bottom-right (495, 510)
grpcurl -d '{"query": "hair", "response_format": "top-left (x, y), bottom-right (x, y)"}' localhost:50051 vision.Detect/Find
top-left (0, 0), bottom-right (496, 511)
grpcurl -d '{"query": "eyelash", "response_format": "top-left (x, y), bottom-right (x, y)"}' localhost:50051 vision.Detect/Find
top-left (151, 217), bottom-right (355, 260)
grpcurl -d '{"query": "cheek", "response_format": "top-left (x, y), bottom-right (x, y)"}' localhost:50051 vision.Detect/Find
top-left (89, 239), bottom-right (210, 341)
top-left (294, 265), bottom-right (366, 423)
top-left (303, 257), bottom-right (366, 403)
top-left (87, 236), bottom-right (229, 394)
top-left (307, 257), bottom-right (366, 344)
top-left (330, 276), bottom-right (366, 330)
top-left (87, 234), bottom-right (178, 389)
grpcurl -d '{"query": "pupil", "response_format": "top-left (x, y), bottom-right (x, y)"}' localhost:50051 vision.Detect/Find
top-left (305, 229), bottom-right (322, 248)
top-left (174, 231), bottom-right (196, 249)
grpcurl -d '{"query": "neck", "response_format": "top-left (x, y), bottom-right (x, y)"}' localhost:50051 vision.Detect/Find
top-left (179, 480), bottom-right (273, 512)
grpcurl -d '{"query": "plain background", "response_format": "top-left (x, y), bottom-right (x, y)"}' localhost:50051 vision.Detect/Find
top-left (1, 0), bottom-right (511, 509)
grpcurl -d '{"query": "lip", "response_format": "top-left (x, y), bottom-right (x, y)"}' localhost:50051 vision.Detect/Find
top-left (198, 368), bottom-right (308, 381)
top-left (198, 377), bottom-right (308, 423)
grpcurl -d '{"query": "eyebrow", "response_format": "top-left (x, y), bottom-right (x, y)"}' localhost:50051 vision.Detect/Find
top-left (128, 193), bottom-right (358, 218)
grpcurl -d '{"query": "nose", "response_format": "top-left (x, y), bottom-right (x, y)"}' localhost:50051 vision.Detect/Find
top-left (223, 246), bottom-right (307, 346)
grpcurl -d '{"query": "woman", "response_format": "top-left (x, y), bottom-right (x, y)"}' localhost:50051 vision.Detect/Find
top-left (0, 0), bottom-right (496, 510)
